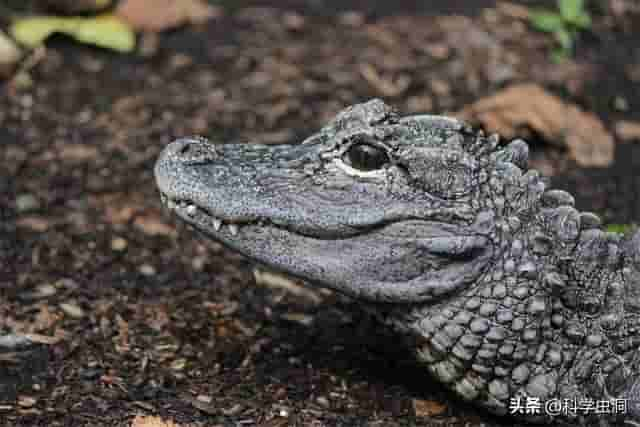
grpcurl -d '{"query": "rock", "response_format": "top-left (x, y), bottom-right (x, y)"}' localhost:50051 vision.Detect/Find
top-left (111, 237), bottom-right (128, 251)
top-left (315, 396), bottom-right (330, 408)
top-left (15, 194), bottom-right (40, 213)
top-left (138, 264), bottom-right (157, 276)
top-left (59, 302), bottom-right (85, 319)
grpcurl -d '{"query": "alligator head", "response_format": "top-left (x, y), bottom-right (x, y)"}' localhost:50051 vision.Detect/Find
top-left (155, 99), bottom-right (640, 426)
top-left (155, 100), bottom-right (499, 303)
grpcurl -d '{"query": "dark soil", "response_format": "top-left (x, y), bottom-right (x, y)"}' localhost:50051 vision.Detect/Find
top-left (1, 1), bottom-right (639, 426)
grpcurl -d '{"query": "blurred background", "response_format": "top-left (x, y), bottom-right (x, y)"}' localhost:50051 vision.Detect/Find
top-left (0, 1), bottom-right (639, 426)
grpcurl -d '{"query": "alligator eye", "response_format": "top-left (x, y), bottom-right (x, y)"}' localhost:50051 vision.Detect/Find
top-left (343, 143), bottom-right (390, 171)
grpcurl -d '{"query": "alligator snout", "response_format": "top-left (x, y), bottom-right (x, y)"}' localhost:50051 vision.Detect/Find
top-left (160, 137), bottom-right (218, 166)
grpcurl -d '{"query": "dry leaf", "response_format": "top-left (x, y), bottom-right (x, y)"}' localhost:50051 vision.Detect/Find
top-left (133, 212), bottom-right (176, 237)
top-left (144, 305), bottom-right (170, 332)
top-left (16, 215), bottom-right (51, 232)
top-left (58, 144), bottom-right (98, 162)
top-left (0, 29), bottom-right (22, 78)
top-left (412, 398), bottom-right (447, 417)
top-left (105, 204), bottom-right (136, 224)
top-left (496, 2), bottom-right (531, 20)
top-left (25, 332), bottom-right (62, 345)
top-left (131, 415), bottom-right (181, 427)
top-left (458, 83), bottom-right (614, 167)
top-left (280, 312), bottom-right (314, 326)
top-left (116, 0), bottom-right (220, 32)
top-left (253, 268), bottom-right (324, 303)
top-left (31, 306), bottom-right (61, 332)
top-left (359, 63), bottom-right (411, 97)
top-left (184, 395), bottom-right (218, 415)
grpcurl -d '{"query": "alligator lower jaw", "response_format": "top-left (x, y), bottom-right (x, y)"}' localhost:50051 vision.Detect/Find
top-left (159, 191), bottom-right (493, 304)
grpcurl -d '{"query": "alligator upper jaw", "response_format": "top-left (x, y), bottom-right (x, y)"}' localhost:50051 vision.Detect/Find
top-left (154, 138), bottom-right (400, 239)
top-left (157, 185), bottom-right (480, 245)
top-left (159, 192), bottom-right (252, 238)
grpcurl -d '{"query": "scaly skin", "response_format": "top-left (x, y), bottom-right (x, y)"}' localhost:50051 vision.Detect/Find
top-left (154, 99), bottom-right (640, 426)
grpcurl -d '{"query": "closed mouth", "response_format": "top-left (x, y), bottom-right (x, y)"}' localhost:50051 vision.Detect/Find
top-left (159, 192), bottom-right (259, 237)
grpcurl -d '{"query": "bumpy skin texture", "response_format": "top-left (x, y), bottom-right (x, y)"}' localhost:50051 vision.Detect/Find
top-left (155, 99), bottom-right (640, 426)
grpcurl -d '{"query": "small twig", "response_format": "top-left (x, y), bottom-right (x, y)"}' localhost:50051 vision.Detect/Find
top-left (20, 45), bottom-right (46, 73)
top-left (0, 352), bottom-right (20, 363)
top-left (0, 332), bottom-right (60, 350)
top-left (0, 333), bottom-right (33, 350)
top-left (8, 45), bottom-right (47, 86)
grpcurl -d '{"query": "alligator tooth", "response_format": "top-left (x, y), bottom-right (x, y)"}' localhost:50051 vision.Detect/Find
top-left (186, 204), bottom-right (197, 216)
top-left (228, 224), bottom-right (239, 236)
top-left (213, 218), bottom-right (222, 231)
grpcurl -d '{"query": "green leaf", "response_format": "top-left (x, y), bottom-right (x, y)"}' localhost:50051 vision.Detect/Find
top-left (72, 15), bottom-right (136, 53)
top-left (530, 10), bottom-right (566, 33)
top-left (10, 17), bottom-right (65, 48)
top-left (572, 11), bottom-right (592, 29)
top-left (10, 14), bottom-right (135, 53)
top-left (550, 48), bottom-right (569, 63)
top-left (554, 27), bottom-right (574, 52)
top-left (559, 0), bottom-right (586, 23)
top-left (605, 224), bottom-right (635, 235)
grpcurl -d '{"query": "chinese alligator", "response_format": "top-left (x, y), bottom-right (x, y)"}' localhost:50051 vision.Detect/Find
top-left (155, 99), bottom-right (640, 426)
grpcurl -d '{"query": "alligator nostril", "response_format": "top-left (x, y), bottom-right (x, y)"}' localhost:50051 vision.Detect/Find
top-left (179, 144), bottom-right (193, 155)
